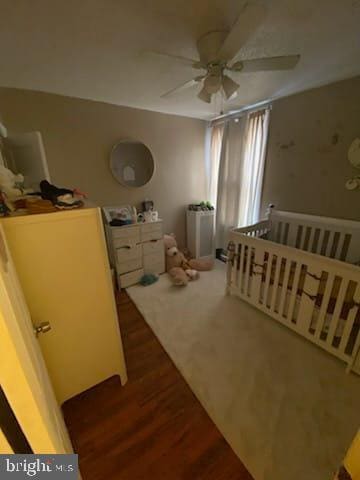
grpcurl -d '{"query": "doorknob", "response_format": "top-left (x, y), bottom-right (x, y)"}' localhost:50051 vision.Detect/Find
top-left (33, 321), bottom-right (51, 337)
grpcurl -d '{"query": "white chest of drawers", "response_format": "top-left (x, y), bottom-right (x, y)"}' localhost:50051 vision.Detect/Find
top-left (105, 220), bottom-right (165, 288)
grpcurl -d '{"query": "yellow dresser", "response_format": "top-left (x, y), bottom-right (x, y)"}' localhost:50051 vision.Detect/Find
top-left (1, 207), bottom-right (127, 404)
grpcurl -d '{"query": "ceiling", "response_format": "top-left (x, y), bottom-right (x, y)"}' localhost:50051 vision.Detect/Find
top-left (1, 0), bottom-right (360, 119)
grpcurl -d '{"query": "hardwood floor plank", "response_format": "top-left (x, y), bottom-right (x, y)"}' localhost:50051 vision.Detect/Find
top-left (63, 291), bottom-right (253, 480)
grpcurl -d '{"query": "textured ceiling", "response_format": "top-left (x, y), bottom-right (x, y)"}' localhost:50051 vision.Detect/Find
top-left (0, 0), bottom-right (360, 119)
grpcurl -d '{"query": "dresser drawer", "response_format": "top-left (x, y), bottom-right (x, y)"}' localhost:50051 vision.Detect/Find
top-left (119, 268), bottom-right (144, 289)
top-left (112, 226), bottom-right (140, 246)
top-left (117, 257), bottom-right (143, 275)
top-left (141, 222), bottom-right (162, 233)
top-left (141, 229), bottom-right (162, 243)
top-left (140, 222), bottom-right (162, 242)
top-left (116, 244), bottom-right (142, 263)
top-left (142, 238), bottom-right (164, 256)
top-left (143, 252), bottom-right (165, 274)
top-left (144, 262), bottom-right (164, 275)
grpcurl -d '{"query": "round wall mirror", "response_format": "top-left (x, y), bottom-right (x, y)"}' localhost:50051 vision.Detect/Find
top-left (110, 140), bottom-right (155, 188)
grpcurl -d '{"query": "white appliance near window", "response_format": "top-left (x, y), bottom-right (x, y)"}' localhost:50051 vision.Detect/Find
top-left (186, 209), bottom-right (215, 259)
top-left (103, 206), bottom-right (165, 288)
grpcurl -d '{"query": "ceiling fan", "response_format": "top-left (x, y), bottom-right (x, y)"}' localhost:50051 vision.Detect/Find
top-left (145, 2), bottom-right (300, 103)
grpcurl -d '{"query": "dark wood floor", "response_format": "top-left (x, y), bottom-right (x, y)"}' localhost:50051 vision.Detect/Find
top-left (63, 291), bottom-right (253, 480)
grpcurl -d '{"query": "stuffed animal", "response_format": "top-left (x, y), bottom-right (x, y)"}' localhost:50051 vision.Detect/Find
top-left (0, 165), bottom-right (25, 201)
top-left (163, 233), bottom-right (213, 286)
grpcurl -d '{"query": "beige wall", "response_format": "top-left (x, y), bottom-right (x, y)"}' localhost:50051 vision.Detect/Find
top-left (2, 75), bottom-right (359, 241)
top-left (0, 88), bottom-right (206, 246)
top-left (261, 75), bottom-right (360, 221)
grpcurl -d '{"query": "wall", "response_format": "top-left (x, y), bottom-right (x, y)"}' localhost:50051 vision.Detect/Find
top-left (0, 88), bottom-right (206, 246)
top-left (261, 75), bottom-right (360, 221)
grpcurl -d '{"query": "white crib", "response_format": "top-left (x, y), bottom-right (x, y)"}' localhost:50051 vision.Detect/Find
top-left (226, 207), bottom-right (360, 375)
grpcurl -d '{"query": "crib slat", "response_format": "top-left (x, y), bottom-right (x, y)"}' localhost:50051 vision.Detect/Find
top-left (244, 245), bottom-right (251, 296)
top-left (316, 229), bottom-right (325, 255)
top-left (297, 261), bottom-right (322, 334)
top-left (287, 261), bottom-right (302, 322)
top-left (276, 222), bottom-right (283, 243)
top-left (262, 252), bottom-right (273, 306)
top-left (308, 227), bottom-right (316, 253)
top-left (325, 231), bottom-right (335, 258)
top-left (340, 234), bottom-right (352, 262)
top-left (238, 243), bottom-right (245, 294)
top-left (314, 272), bottom-right (335, 340)
top-left (286, 223), bottom-right (298, 248)
top-left (270, 256), bottom-right (282, 311)
top-left (334, 232), bottom-right (344, 260)
top-left (296, 225), bottom-right (305, 249)
top-left (232, 244), bottom-right (240, 288)
top-left (252, 246), bottom-right (265, 303)
top-left (283, 222), bottom-right (290, 245)
top-left (339, 285), bottom-right (359, 353)
top-left (326, 278), bottom-right (349, 347)
top-left (278, 258), bottom-right (291, 316)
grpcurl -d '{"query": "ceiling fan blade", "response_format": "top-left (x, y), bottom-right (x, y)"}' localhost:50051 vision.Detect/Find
top-left (197, 30), bottom-right (228, 64)
top-left (143, 50), bottom-right (204, 69)
top-left (230, 54), bottom-right (300, 72)
top-left (161, 76), bottom-right (205, 99)
top-left (203, 75), bottom-right (222, 94)
top-left (217, 2), bottom-right (266, 62)
top-left (198, 86), bottom-right (212, 104)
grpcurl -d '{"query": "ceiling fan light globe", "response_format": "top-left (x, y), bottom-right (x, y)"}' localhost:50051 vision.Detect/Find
top-left (222, 75), bottom-right (239, 100)
top-left (204, 75), bottom-right (222, 94)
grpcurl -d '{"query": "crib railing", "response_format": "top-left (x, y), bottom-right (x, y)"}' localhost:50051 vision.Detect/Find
top-left (268, 209), bottom-right (360, 264)
top-left (227, 232), bottom-right (360, 374)
top-left (232, 219), bottom-right (271, 238)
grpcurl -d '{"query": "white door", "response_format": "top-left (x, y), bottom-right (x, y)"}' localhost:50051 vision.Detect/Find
top-left (0, 225), bottom-right (73, 454)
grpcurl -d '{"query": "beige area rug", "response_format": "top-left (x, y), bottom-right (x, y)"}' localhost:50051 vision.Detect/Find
top-left (127, 261), bottom-right (360, 480)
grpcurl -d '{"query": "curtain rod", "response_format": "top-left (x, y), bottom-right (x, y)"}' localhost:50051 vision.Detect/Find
top-left (209, 100), bottom-right (272, 127)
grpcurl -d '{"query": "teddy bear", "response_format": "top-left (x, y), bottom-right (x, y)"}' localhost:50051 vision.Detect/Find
top-left (0, 164), bottom-right (25, 201)
top-left (163, 233), bottom-right (213, 286)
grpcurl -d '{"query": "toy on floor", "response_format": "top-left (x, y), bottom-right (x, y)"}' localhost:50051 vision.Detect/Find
top-left (140, 273), bottom-right (159, 286)
top-left (164, 233), bottom-right (213, 286)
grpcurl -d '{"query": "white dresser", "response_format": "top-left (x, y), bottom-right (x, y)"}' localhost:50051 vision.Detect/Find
top-left (105, 220), bottom-right (165, 288)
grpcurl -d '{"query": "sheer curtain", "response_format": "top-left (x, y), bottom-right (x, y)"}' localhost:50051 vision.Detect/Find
top-left (205, 123), bottom-right (225, 207)
top-left (238, 109), bottom-right (270, 226)
top-left (208, 108), bottom-right (270, 249)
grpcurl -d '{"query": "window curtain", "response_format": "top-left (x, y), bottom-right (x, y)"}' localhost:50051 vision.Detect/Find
top-left (205, 123), bottom-right (225, 207)
top-left (208, 108), bottom-right (270, 249)
top-left (238, 108), bottom-right (270, 226)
